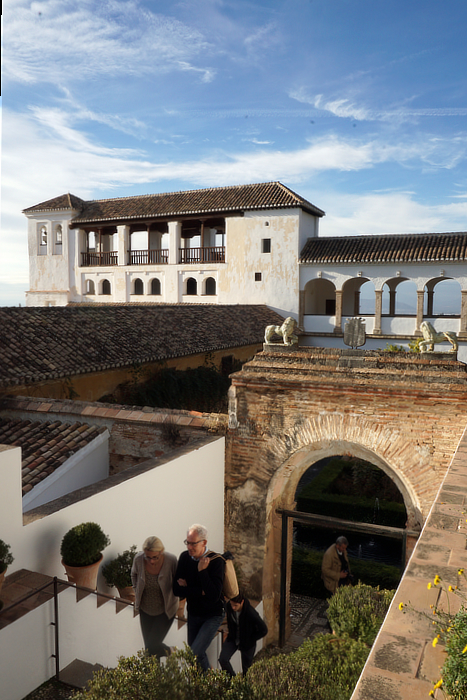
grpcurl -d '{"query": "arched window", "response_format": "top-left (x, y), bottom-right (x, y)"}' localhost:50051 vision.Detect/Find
top-left (85, 280), bottom-right (95, 295)
top-left (101, 279), bottom-right (111, 295)
top-left (382, 279), bottom-right (416, 315)
top-left (38, 225), bottom-right (48, 253)
top-left (133, 278), bottom-right (144, 295)
top-left (186, 278), bottom-right (197, 295)
top-left (304, 279), bottom-right (336, 315)
top-left (342, 277), bottom-right (374, 316)
top-left (150, 278), bottom-right (161, 295)
top-left (55, 225), bottom-right (63, 244)
top-left (426, 278), bottom-right (461, 316)
top-left (205, 277), bottom-right (216, 295)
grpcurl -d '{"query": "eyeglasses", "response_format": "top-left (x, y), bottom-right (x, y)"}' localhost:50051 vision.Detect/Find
top-left (184, 539), bottom-right (204, 546)
top-left (144, 553), bottom-right (161, 561)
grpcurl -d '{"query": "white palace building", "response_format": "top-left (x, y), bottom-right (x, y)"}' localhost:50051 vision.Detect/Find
top-left (24, 181), bottom-right (467, 356)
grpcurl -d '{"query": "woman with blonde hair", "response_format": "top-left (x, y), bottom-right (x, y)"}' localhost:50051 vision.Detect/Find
top-left (131, 536), bottom-right (178, 658)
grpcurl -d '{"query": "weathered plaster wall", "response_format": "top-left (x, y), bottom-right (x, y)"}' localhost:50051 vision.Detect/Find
top-left (3, 344), bottom-right (261, 402)
top-left (225, 346), bottom-right (467, 642)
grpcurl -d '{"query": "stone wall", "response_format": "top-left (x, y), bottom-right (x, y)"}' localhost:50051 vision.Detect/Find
top-left (225, 346), bottom-right (467, 642)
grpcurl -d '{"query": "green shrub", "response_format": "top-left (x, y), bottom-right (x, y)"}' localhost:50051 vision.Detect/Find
top-left (383, 343), bottom-right (405, 352)
top-left (327, 583), bottom-right (395, 645)
top-left (60, 522), bottom-right (110, 567)
top-left (102, 546), bottom-right (137, 589)
top-left (247, 634), bottom-right (369, 700)
top-left (442, 607), bottom-right (467, 700)
top-left (0, 539), bottom-right (14, 573)
top-left (74, 648), bottom-right (245, 700)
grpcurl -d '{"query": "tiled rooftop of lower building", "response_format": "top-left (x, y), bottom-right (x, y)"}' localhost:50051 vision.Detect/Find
top-left (0, 417), bottom-right (106, 496)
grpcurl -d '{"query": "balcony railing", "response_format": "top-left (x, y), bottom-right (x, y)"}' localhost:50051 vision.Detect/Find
top-left (81, 251), bottom-right (118, 267)
top-left (130, 249), bottom-right (169, 265)
top-left (179, 246), bottom-right (225, 264)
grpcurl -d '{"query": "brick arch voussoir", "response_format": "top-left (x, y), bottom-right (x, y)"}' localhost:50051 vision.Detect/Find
top-left (266, 412), bottom-right (426, 526)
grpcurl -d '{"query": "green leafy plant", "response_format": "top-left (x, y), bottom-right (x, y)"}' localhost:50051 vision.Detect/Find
top-left (408, 337), bottom-right (422, 353)
top-left (383, 343), bottom-right (405, 353)
top-left (102, 546), bottom-right (137, 590)
top-left (327, 583), bottom-right (395, 645)
top-left (60, 522), bottom-right (110, 567)
top-left (0, 539), bottom-right (14, 573)
top-left (399, 570), bottom-right (467, 698)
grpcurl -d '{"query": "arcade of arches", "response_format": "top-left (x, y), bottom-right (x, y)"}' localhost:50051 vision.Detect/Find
top-left (225, 344), bottom-right (467, 643)
top-left (301, 275), bottom-right (467, 335)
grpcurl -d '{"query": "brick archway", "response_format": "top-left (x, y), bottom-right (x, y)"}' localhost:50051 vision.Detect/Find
top-left (225, 346), bottom-right (467, 643)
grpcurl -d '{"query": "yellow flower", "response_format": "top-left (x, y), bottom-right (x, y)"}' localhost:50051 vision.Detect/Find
top-left (433, 679), bottom-right (443, 689)
top-left (398, 602), bottom-right (405, 611)
top-left (432, 636), bottom-right (439, 647)
top-left (462, 644), bottom-right (467, 654)
top-left (458, 568), bottom-right (464, 575)
top-left (434, 575), bottom-right (441, 585)
top-left (448, 585), bottom-right (454, 592)
top-left (427, 582), bottom-right (432, 589)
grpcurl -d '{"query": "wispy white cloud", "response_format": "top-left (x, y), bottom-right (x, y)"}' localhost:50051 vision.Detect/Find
top-left (4, 0), bottom-right (214, 85)
top-left (290, 88), bottom-right (467, 124)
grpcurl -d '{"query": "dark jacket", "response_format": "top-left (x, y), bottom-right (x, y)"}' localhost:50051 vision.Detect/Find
top-left (173, 550), bottom-right (225, 618)
top-left (225, 598), bottom-right (268, 650)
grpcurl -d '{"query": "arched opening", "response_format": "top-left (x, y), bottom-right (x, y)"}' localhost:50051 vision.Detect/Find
top-left (304, 279), bottom-right (336, 315)
top-left (425, 278), bottom-right (461, 316)
top-left (85, 279), bottom-right (95, 295)
top-left (382, 278), bottom-right (416, 315)
top-left (342, 277), bottom-right (373, 316)
top-left (292, 454), bottom-right (406, 601)
top-left (100, 279), bottom-right (111, 296)
top-left (133, 278), bottom-right (144, 295)
top-left (150, 278), bottom-right (161, 296)
top-left (186, 277), bottom-right (197, 296)
top-left (204, 277), bottom-right (216, 296)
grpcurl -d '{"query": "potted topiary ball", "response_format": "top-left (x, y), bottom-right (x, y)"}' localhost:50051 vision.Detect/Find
top-left (102, 545), bottom-right (137, 602)
top-left (0, 540), bottom-right (14, 596)
top-left (60, 522), bottom-right (110, 590)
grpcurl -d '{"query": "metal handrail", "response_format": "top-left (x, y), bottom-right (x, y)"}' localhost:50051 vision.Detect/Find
top-left (1, 576), bottom-right (135, 682)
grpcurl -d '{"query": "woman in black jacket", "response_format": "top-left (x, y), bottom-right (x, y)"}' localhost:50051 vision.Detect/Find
top-left (219, 592), bottom-right (268, 676)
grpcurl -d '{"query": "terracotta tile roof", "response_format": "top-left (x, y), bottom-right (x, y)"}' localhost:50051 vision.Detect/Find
top-left (299, 231), bottom-right (467, 263)
top-left (23, 182), bottom-right (325, 225)
top-left (0, 417), bottom-right (106, 496)
top-left (23, 193), bottom-right (86, 214)
top-left (0, 304), bottom-right (284, 389)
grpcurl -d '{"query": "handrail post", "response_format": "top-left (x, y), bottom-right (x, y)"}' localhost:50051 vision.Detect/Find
top-left (52, 577), bottom-right (60, 681)
top-left (279, 510), bottom-right (288, 647)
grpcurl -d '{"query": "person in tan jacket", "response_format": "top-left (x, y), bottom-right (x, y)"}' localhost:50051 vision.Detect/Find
top-left (321, 536), bottom-right (351, 595)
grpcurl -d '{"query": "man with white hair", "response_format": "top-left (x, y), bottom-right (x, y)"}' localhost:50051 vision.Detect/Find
top-left (173, 523), bottom-right (225, 671)
top-left (321, 535), bottom-right (351, 596)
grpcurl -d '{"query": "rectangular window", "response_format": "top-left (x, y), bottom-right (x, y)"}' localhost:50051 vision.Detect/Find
top-left (262, 238), bottom-right (271, 253)
top-left (255, 272), bottom-right (262, 281)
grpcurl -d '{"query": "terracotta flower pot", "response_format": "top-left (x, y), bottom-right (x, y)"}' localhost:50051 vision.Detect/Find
top-left (62, 554), bottom-right (103, 590)
top-left (117, 586), bottom-right (136, 602)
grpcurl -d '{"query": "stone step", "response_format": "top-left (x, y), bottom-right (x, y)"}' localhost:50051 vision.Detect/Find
top-left (59, 659), bottom-right (104, 689)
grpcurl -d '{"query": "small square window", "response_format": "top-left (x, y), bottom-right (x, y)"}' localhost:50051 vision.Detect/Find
top-left (255, 272), bottom-right (262, 281)
top-left (262, 238), bottom-right (271, 253)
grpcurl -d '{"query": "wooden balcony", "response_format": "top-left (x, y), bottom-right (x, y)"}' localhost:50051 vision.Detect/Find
top-left (179, 246), bottom-right (225, 264)
top-left (81, 251), bottom-right (118, 267)
top-left (129, 249), bottom-right (169, 265)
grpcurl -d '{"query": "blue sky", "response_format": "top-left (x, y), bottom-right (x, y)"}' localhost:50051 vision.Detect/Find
top-left (1, 0), bottom-right (467, 306)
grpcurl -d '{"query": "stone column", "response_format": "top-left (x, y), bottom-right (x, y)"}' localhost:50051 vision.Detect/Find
top-left (415, 290), bottom-right (424, 335)
top-left (168, 221), bottom-right (182, 265)
top-left (389, 289), bottom-right (396, 316)
top-left (373, 289), bottom-right (382, 335)
top-left (426, 289), bottom-right (434, 317)
top-left (460, 290), bottom-right (467, 338)
top-left (334, 290), bottom-right (342, 333)
top-left (298, 290), bottom-right (305, 330)
top-left (117, 225), bottom-right (129, 266)
top-left (354, 290), bottom-right (360, 316)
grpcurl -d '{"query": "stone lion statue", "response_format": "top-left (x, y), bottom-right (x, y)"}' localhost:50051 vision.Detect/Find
top-left (419, 321), bottom-right (458, 353)
top-left (264, 317), bottom-right (298, 346)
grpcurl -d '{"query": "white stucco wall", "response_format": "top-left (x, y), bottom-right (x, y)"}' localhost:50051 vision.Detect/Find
top-left (22, 430), bottom-right (110, 513)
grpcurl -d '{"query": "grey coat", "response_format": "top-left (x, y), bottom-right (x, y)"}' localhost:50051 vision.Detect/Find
top-left (131, 551), bottom-right (179, 618)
